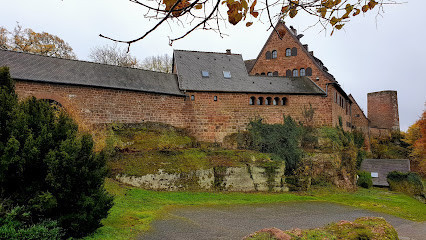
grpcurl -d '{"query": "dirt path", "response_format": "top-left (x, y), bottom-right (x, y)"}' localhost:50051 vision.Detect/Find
top-left (140, 202), bottom-right (425, 240)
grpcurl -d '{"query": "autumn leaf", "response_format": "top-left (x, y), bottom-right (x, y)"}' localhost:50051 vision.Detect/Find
top-left (335, 24), bottom-right (344, 29)
top-left (368, 0), bottom-right (378, 10)
top-left (195, 4), bottom-right (203, 9)
top-left (362, 5), bottom-right (369, 12)
top-left (353, 8), bottom-right (361, 16)
top-left (289, 8), bottom-right (298, 18)
top-left (330, 16), bottom-right (340, 26)
top-left (246, 22), bottom-right (253, 27)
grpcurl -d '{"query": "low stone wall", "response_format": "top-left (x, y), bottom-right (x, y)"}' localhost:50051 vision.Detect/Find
top-left (116, 164), bottom-right (287, 192)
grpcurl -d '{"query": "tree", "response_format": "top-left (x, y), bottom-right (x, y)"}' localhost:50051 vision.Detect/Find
top-left (89, 44), bottom-right (139, 68)
top-left (0, 24), bottom-right (76, 59)
top-left (100, 0), bottom-right (398, 48)
top-left (0, 67), bottom-right (113, 238)
top-left (140, 54), bottom-right (172, 73)
top-left (404, 109), bottom-right (426, 177)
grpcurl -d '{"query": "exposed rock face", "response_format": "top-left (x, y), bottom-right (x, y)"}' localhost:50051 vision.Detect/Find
top-left (116, 163), bottom-right (287, 192)
top-left (243, 227), bottom-right (292, 240)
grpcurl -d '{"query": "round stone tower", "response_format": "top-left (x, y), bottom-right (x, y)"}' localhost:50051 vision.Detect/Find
top-left (367, 91), bottom-right (400, 131)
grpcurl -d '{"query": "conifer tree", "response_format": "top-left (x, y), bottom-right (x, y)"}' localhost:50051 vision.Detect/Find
top-left (0, 67), bottom-right (113, 238)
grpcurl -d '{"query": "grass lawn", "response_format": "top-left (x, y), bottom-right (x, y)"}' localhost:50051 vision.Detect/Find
top-left (84, 178), bottom-right (426, 240)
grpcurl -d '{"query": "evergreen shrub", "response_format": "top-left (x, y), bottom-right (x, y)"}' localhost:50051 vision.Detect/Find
top-left (387, 171), bottom-right (424, 197)
top-left (357, 171), bottom-right (373, 189)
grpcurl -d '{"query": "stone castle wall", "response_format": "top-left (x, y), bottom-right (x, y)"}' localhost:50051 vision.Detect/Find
top-left (368, 91), bottom-right (399, 132)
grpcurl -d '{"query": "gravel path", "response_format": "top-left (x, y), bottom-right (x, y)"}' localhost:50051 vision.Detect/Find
top-left (140, 202), bottom-right (426, 240)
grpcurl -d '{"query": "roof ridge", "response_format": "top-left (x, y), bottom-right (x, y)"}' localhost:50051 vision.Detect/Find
top-left (174, 49), bottom-right (242, 56)
top-left (0, 49), bottom-right (174, 76)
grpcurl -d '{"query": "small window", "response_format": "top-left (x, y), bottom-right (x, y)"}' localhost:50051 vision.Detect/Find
top-left (266, 97), bottom-right (272, 105)
top-left (223, 71), bottom-right (231, 79)
top-left (267, 72), bottom-right (273, 76)
top-left (371, 172), bottom-right (379, 178)
top-left (201, 71), bottom-right (209, 77)
top-left (292, 69), bottom-right (298, 77)
top-left (261, 72), bottom-right (265, 76)
top-left (285, 70), bottom-right (292, 77)
top-left (282, 97), bottom-right (287, 106)
top-left (257, 97), bottom-right (264, 105)
top-left (291, 47), bottom-right (297, 56)
top-left (214, 96), bottom-right (218, 101)
top-left (272, 50), bottom-right (277, 59)
top-left (285, 48), bottom-right (291, 57)
top-left (255, 73), bottom-right (259, 76)
top-left (249, 96), bottom-right (256, 105)
top-left (191, 95), bottom-right (195, 101)
top-left (273, 97), bottom-right (279, 105)
top-left (335, 92), bottom-right (338, 103)
top-left (300, 68), bottom-right (305, 76)
top-left (306, 67), bottom-right (312, 76)
top-left (273, 71), bottom-right (278, 76)
top-left (266, 51), bottom-right (271, 59)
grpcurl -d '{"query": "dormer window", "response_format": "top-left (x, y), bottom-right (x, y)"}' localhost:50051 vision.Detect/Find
top-left (201, 71), bottom-right (209, 77)
top-left (223, 71), bottom-right (231, 79)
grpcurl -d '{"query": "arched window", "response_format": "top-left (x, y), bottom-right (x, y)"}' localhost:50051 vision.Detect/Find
top-left (300, 68), bottom-right (306, 76)
top-left (249, 96), bottom-right (256, 105)
top-left (306, 67), bottom-right (312, 76)
top-left (272, 50), bottom-right (277, 59)
top-left (291, 47), bottom-right (297, 56)
top-left (261, 72), bottom-right (266, 76)
top-left (266, 97), bottom-right (272, 105)
top-left (257, 97), bottom-right (264, 105)
top-left (214, 96), bottom-right (218, 101)
top-left (285, 48), bottom-right (291, 57)
top-left (286, 70), bottom-right (292, 77)
top-left (255, 73), bottom-right (259, 76)
top-left (273, 71), bottom-right (278, 76)
top-left (292, 69), bottom-right (298, 77)
top-left (267, 72), bottom-right (273, 76)
top-left (266, 51), bottom-right (271, 59)
top-left (273, 97), bottom-right (279, 105)
top-left (282, 97), bottom-right (287, 106)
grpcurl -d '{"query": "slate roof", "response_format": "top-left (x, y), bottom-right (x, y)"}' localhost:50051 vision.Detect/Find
top-left (244, 59), bottom-right (256, 73)
top-left (173, 50), bottom-right (325, 95)
top-left (0, 49), bottom-right (184, 96)
top-left (360, 159), bottom-right (410, 186)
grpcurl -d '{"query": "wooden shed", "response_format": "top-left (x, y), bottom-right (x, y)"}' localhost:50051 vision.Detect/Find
top-left (360, 159), bottom-right (410, 186)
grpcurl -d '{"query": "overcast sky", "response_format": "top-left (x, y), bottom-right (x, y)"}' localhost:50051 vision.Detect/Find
top-left (2, 0), bottom-right (425, 131)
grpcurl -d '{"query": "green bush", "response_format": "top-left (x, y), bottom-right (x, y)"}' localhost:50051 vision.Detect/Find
top-left (248, 116), bottom-right (302, 174)
top-left (357, 171), bottom-right (373, 189)
top-left (0, 67), bottom-right (113, 238)
top-left (387, 171), bottom-right (424, 197)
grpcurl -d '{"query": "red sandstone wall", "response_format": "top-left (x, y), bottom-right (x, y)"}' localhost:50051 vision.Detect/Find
top-left (183, 91), bottom-right (332, 142)
top-left (367, 91), bottom-right (399, 131)
top-left (15, 81), bottom-right (188, 129)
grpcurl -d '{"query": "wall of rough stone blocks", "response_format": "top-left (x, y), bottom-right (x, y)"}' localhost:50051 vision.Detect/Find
top-left (183, 91), bottom-right (333, 142)
top-left (15, 81), bottom-right (188, 130)
top-left (368, 91), bottom-right (399, 131)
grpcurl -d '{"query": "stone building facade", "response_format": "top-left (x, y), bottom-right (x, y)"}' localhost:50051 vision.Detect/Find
top-left (0, 22), bottom-right (398, 143)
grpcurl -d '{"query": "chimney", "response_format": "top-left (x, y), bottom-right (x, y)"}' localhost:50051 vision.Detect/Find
top-left (309, 51), bottom-right (314, 56)
top-left (289, 26), bottom-right (297, 35)
top-left (226, 49), bottom-right (231, 55)
top-left (303, 44), bottom-right (308, 51)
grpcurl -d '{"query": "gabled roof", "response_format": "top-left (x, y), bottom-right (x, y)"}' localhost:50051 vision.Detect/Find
top-left (244, 59), bottom-right (256, 73)
top-left (0, 49), bottom-right (184, 96)
top-left (250, 21), bottom-right (336, 82)
top-left (360, 159), bottom-right (410, 186)
top-left (173, 50), bottom-right (325, 95)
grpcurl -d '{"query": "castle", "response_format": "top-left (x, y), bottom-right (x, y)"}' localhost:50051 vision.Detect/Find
top-left (0, 22), bottom-right (399, 143)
